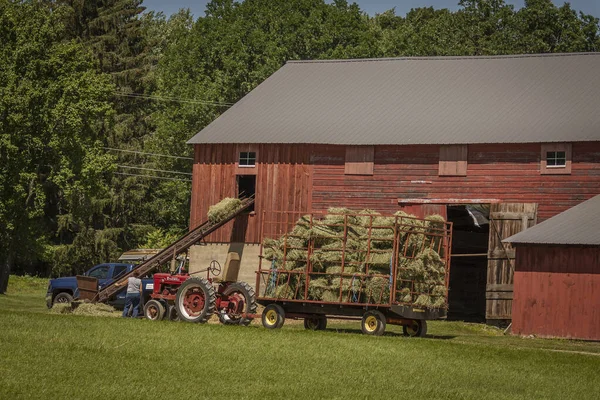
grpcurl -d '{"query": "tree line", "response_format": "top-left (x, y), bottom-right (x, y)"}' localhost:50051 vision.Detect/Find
top-left (0, 0), bottom-right (598, 291)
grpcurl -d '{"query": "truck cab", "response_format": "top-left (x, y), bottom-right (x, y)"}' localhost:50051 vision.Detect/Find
top-left (46, 263), bottom-right (152, 309)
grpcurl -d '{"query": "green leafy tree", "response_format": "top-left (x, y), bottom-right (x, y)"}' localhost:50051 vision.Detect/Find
top-left (0, 0), bottom-right (114, 290)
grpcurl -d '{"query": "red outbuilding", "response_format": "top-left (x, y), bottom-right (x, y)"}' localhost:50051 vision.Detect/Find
top-left (505, 195), bottom-right (600, 340)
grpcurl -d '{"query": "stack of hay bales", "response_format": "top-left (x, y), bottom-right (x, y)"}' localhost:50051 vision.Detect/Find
top-left (262, 208), bottom-right (449, 309)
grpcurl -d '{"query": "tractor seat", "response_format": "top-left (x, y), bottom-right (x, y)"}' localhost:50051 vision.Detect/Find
top-left (212, 252), bottom-right (241, 283)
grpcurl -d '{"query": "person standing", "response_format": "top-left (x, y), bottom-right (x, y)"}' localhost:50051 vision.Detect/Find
top-left (116, 276), bottom-right (142, 318)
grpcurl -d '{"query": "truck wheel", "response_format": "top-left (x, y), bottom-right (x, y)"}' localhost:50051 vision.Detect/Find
top-left (304, 316), bottom-right (327, 331)
top-left (262, 304), bottom-right (285, 329)
top-left (168, 305), bottom-right (180, 322)
top-left (175, 277), bottom-right (215, 323)
top-left (144, 300), bottom-right (166, 321)
top-left (403, 320), bottom-right (427, 337)
top-left (361, 310), bottom-right (386, 336)
top-left (53, 292), bottom-right (73, 306)
top-left (218, 282), bottom-right (257, 326)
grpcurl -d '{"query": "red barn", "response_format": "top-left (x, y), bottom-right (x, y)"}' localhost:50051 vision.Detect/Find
top-left (186, 53), bottom-right (600, 324)
top-left (506, 194), bottom-right (600, 340)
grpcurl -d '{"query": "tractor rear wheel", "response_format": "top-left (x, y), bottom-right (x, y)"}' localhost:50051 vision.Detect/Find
top-left (262, 303), bottom-right (285, 329)
top-left (361, 310), bottom-right (386, 336)
top-left (175, 278), bottom-right (216, 323)
top-left (144, 300), bottom-right (166, 321)
top-left (218, 282), bottom-right (257, 326)
top-left (304, 316), bottom-right (327, 331)
top-left (403, 320), bottom-right (427, 337)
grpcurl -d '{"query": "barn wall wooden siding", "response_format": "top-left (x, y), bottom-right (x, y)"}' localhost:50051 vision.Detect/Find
top-left (190, 142), bottom-right (600, 243)
top-left (512, 245), bottom-right (600, 340)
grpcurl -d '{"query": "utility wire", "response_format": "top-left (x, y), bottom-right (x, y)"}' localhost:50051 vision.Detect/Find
top-left (114, 172), bottom-right (191, 182)
top-left (104, 147), bottom-right (193, 160)
top-left (117, 165), bottom-right (192, 176)
top-left (113, 92), bottom-right (234, 107)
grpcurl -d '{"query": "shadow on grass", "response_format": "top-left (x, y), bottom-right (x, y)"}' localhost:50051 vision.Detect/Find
top-left (325, 327), bottom-right (456, 339)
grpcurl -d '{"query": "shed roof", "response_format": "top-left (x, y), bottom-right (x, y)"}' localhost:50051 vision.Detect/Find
top-left (505, 195), bottom-right (600, 246)
top-left (188, 53), bottom-right (600, 145)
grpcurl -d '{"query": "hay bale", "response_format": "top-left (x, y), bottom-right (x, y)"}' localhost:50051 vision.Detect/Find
top-left (398, 288), bottom-right (413, 303)
top-left (308, 277), bottom-right (329, 300)
top-left (321, 289), bottom-right (342, 302)
top-left (207, 197), bottom-right (243, 223)
top-left (365, 276), bottom-right (390, 303)
top-left (325, 265), bottom-right (358, 274)
top-left (413, 294), bottom-right (433, 308)
top-left (431, 296), bottom-right (447, 309)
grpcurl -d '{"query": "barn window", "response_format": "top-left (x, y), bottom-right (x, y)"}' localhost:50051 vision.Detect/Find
top-left (239, 151), bottom-right (256, 167)
top-left (439, 145), bottom-right (467, 176)
top-left (541, 143), bottom-right (571, 174)
top-left (345, 146), bottom-right (374, 175)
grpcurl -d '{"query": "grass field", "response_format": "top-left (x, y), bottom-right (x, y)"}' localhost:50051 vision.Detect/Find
top-left (1, 276), bottom-right (599, 399)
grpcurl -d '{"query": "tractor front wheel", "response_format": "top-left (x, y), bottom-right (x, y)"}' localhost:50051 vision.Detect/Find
top-left (262, 304), bottom-right (285, 329)
top-left (175, 278), bottom-right (216, 323)
top-left (144, 300), bottom-right (166, 321)
top-left (361, 310), bottom-right (386, 336)
top-left (218, 282), bottom-right (257, 326)
top-left (403, 320), bottom-right (427, 337)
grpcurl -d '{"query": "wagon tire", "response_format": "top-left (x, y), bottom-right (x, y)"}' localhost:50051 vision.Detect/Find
top-left (361, 310), bottom-right (386, 336)
top-left (144, 299), bottom-right (166, 321)
top-left (403, 319), bottom-right (427, 337)
top-left (262, 304), bottom-right (285, 329)
top-left (53, 292), bottom-right (74, 307)
top-left (175, 278), bottom-right (215, 323)
top-left (304, 316), bottom-right (327, 331)
top-left (218, 282), bottom-right (257, 326)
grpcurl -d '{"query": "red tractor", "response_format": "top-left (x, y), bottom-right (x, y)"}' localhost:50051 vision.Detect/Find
top-left (143, 253), bottom-right (257, 325)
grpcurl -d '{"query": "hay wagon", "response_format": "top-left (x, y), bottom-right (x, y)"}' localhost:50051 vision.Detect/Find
top-left (255, 209), bottom-right (452, 336)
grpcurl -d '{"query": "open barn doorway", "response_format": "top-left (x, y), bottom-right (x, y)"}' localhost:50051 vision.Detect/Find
top-left (446, 205), bottom-right (490, 322)
top-left (237, 175), bottom-right (256, 212)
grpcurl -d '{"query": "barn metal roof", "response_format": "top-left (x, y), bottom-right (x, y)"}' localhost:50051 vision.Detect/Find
top-left (188, 53), bottom-right (600, 145)
top-left (505, 195), bottom-right (600, 246)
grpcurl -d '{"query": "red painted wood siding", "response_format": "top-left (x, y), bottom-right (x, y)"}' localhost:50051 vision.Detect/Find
top-left (190, 144), bottom-right (313, 243)
top-left (191, 141), bottom-right (600, 243)
top-left (311, 142), bottom-right (600, 221)
top-left (512, 245), bottom-right (600, 340)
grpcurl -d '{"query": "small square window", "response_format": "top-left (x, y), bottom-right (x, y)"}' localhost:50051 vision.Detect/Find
top-left (546, 151), bottom-right (566, 167)
top-left (541, 143), bottom-right (571, 175)
top-left (239, 152), bottom-right (256, 167)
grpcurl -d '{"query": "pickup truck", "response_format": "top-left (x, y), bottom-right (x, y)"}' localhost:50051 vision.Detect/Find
top-left (46, 263), bottom-right (153, 309)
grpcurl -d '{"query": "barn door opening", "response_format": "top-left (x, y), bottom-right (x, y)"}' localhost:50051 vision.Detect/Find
top-left (237, 175), bottom-right (256, 211)
top-left (486, 203), bottom-right (537, 325)
top-left (446, 205), bottom-right (490, 322)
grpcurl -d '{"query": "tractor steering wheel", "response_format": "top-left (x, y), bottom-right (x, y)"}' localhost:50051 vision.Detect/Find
top-left (209, 260), bottom-right (222, 277)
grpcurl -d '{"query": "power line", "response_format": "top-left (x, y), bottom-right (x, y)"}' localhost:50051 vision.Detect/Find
top-left (117, 165), bottom-right (192, 176)
top-left (104, 147), bottom-right (193, 160)
top-left (113, 92), bottom-right (234, 107)
top-left (114, 172), bottom-right (191, 182)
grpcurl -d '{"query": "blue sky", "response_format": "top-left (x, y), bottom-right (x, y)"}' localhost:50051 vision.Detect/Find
top-left (142, 0), bottom-right (598, 18)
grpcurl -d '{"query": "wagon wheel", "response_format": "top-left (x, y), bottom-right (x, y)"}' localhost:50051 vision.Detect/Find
top-left (361, 310), bottom-right (386, 336)
top-left (303, 316), bottom-right (327, 331)
top-left (403, 320), bottom-right (427, 337)
top-left (262, 303), bottom-right (285, 329)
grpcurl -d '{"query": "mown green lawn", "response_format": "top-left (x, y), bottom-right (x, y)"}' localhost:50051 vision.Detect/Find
top-left (1, 276), bottom-right (599, 399)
